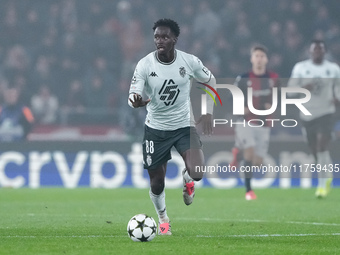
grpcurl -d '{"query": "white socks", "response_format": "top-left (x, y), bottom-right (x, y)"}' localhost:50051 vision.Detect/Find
top-left (149, 190), bottom-right (168, 223)
top-left (317, 151), bottom-right (333, 188)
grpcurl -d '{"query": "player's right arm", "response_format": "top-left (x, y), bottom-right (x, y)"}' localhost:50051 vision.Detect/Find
top-left (288, 63), bottom-right (302, 88)
top-left (128, 59), bottom-right (150, 108)
top-left (287, 62), bottom-right (314, 98)
top-left (288, 62), bottom-right (314, 91)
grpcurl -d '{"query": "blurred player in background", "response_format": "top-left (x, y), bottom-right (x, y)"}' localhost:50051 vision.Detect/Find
top-left (231, 45), bottom-right (279, 200)
top-left (128, 19), bottom-right (215, 235)
top-left (288, 40), bottom-right (340, 198)
top-left (0, 87), bottom-right (34, 141)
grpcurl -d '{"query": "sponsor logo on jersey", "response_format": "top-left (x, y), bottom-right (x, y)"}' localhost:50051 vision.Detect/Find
top-left (149, 72), bottom-right (158, 77)
top-left (252, 89), bottom-right (272, 97)
top-left (179, 66), bottom-right (186, 77)
top-left (158, 79), bottom-right (180, 106)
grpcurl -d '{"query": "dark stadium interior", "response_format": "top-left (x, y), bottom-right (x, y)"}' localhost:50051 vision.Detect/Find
top-left (0, 0), bottom-right (339, 140)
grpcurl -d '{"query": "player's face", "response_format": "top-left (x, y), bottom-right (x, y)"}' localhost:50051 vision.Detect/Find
top-left (154, 26), bottom-right (176, 55)
top-left (310, 43), bottom-right (325, 63)
top-left (250, 50), bottom-right (268, 70)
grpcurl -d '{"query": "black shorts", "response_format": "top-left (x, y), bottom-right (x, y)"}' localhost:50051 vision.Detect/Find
top-left (302, 114), bottom-right (334, 142)
top-left (142, 125), bottom-right (202, 170)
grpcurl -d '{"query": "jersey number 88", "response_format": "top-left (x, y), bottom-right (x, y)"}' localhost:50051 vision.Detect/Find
top-left (145, 140), bottom-right (154, 154)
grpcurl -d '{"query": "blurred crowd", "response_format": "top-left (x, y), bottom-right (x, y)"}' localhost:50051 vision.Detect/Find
top-left (0, 0), bottom-right (339, 131)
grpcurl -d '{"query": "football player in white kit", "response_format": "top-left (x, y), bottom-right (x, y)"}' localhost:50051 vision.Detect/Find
top-left (128, 19), bottom-right (215, 235)
top-left (288, 40), bottom-right (340, 198)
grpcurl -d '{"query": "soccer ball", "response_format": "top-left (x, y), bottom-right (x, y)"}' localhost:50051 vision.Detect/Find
top-left (127, 214), bottom-right (157, 242)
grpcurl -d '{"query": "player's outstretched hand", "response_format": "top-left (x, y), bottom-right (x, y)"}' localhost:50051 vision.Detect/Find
top-left (129, 94), bottom-right (151, 108)
top-left (196, 114), bottom-right (213, 136)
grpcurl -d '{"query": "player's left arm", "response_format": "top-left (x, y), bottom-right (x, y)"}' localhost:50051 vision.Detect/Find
top-left (192, 56), bottom-right (216, 135)
top-left (287, 63), bottom-right (307, 97)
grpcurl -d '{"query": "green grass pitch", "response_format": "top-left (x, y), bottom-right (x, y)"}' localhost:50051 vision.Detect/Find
top-left (1, 187), bottom-right (339, 255)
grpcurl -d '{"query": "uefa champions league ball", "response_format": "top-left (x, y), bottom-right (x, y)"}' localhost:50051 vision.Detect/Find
top-left (127, 214), bottom-right (157, 242)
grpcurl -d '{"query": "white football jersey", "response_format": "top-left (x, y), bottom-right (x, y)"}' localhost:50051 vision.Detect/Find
top-left (128, 49), bottom-right (215, 130)
top-left (288, 59), bottom-right (340, 121)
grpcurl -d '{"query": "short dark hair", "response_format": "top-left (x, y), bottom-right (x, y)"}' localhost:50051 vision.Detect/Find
top-left (311, 39), bottom-right (326, 49)
top-left (153, 19), bottom-right (180, 37)
top-left (250, 45), bottom-right (268, 55)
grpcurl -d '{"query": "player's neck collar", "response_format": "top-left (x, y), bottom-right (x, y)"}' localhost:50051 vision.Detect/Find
top-left (155, 50), bottom-right (177, 65)
top-left (311, 59), bottom-right (325, 65)
top-left (251, 69), bottom-right (267, 77)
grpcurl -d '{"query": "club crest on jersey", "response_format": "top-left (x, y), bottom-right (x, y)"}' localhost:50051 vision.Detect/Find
top-left (179, 66), bottom-right (186, 77)
top-left (146, 155), bottom-right (152, 166)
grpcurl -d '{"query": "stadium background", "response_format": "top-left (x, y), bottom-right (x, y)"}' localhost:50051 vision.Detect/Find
top-left (0, 0), bottom-right (340, 188)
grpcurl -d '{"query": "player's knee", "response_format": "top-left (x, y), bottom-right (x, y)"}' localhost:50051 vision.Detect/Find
top-left (192, 176), bottom-right (202, 182)
top-left (188, 168), bottom-right (203, 181)
top-left (150, 178), bottom-right (164, 195)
